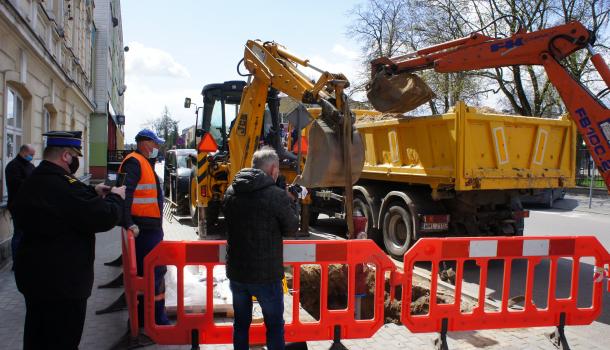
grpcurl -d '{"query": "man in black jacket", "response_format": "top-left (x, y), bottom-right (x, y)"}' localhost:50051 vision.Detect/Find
top-left (14, 131), bottom-right (125, 350)
top-left (5, 144), bottom-right (35, 269)
top-left (223, 146), bottom-right (299, 350)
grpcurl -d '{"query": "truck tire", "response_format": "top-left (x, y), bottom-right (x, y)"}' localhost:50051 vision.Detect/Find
top-left (544, 190), bottom-right (554, 209)
top-left (353, 196), bottom-right (381, 245)
top-left (308, 211), bottom-right (320, 226)
top-left (382, 202), bottom-right (414, 260)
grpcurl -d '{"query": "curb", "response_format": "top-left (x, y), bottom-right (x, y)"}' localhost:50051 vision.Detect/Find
top-left (567, 187), bottom-right (608, 198)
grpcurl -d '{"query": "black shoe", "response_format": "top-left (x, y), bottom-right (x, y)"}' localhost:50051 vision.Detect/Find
top-left (294, 231), bottom-right (310, 238)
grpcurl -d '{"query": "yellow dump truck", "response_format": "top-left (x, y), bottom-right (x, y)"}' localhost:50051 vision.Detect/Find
top-left (309, 102), bottom-right (576, 259)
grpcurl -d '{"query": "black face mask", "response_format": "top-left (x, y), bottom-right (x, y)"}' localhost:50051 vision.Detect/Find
top-left (69, 156), bottom-right (80, 174)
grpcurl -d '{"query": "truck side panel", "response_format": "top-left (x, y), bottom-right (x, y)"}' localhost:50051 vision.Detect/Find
top-left (355, 102), bottom-right (576, 191)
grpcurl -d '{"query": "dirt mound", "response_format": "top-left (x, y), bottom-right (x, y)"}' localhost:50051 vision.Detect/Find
top-left (356, 113), bottom-right (416, 124)
top-left (297, 265), bottom-right (460, 325)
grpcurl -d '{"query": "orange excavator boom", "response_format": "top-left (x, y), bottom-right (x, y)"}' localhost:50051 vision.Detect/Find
top-left (369, 21), bottom-right (610, 192)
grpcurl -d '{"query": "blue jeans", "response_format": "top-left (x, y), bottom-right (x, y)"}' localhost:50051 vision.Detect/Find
top-left (230, 279), bottom-right (285, 350)
top-left (135, 226), bottom-right (169, 325)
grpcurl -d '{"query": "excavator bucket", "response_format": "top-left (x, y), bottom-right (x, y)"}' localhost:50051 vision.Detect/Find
top-left (367, 71), bottom-right (436, 113)
top-left (296, 119), bottom-right (365, 188)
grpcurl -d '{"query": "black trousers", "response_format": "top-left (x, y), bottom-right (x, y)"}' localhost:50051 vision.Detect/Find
top-left (23, 297), bottom-right (88, 350)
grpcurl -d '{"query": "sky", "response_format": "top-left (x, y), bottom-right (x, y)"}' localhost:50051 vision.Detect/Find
top-left (121, 0), bottom-right (364, 142)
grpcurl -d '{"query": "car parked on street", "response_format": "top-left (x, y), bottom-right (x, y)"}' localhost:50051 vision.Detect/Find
top-left (163, 149), bottom-right (196, 214)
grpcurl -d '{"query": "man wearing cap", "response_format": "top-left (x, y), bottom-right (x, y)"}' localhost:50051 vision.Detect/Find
top-left (119, 128), bottom-right (170, 326)
top-left (14, 131), bottom-right (126, 349)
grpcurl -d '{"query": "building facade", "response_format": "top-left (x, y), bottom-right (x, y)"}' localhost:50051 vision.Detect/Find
top-left (90, 0), bottom-right (124, 180)
top-left (0, 0), bottom-right (96, 265)
top-left (181, 125), bottom-right (196, 149)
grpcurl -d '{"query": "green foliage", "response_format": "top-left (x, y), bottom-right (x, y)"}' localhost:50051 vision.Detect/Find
top-left (149, 106), bottom-right (179, 154)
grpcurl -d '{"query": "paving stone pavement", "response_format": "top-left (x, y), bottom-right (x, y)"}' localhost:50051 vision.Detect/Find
top-left (1, 217), bottom-right (609, 349)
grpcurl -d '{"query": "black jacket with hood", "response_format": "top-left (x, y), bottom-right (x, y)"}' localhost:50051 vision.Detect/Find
top-left (222, 168), bottom-right (299, 283)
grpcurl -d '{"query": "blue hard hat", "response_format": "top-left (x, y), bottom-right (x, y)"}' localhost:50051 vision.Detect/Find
top-left (135, 129), bottom-right (165, 144)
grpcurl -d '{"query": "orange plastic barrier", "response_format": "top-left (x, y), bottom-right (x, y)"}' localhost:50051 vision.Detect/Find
top-left (398, 236), bottom-right (610, 333)
top-left (122, 234), bottom-right (394, 345)
top-left (121, 229), bottom-right (144, 337)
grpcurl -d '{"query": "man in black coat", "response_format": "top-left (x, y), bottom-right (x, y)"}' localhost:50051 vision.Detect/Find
top-left (14, 131), bottom-right (125, 350)
top-left (5, 144), bottom-right (35, 269)
top-left (223, 146), bottom-right (299, 350)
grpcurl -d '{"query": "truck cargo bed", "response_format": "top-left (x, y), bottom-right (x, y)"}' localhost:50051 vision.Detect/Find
top-left (355, 102), bottom-right (576, 191)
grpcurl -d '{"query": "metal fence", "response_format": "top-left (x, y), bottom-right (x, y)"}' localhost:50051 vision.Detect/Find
top-left (576, 148), bottom-right (605, 188)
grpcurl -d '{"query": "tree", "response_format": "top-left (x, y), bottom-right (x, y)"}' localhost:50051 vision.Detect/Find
top-left (347, 0), bottom-right (610, 116)
top-left (147, 106), bottom-right (179, 154)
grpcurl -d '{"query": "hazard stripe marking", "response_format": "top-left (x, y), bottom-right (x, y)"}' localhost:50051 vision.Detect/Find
top-left (284, 244), bottom-right (316, 263)
top-left (469, 240), bottom-right (498, 258)
top-left (219, 245), bottom-right (227, 263)
top-left (497, 240), bottom-right (523, 257)
top-left (317, 243), bottom-right (347, 262)
top-left (442, 242), bottom-right (469, 259)
top-left (186, 245), bottom-right (219, 263)
top-left (523, 240), bottom-right (549, 256)
top-left (549, 239), bottom-right (575, 256)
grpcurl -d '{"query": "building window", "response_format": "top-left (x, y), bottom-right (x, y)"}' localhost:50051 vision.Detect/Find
top-left (44, 108), bottom-right (51, 133)
top-left (3, 88), bottom-right (24, 200)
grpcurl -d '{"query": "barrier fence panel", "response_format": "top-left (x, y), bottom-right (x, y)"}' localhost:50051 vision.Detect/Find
top-left (399, 236), bottom-right (610, 335)
top-left (127, 237), bottom-right (394, 346)
top-left (121, 229), bottom-right (144, 337)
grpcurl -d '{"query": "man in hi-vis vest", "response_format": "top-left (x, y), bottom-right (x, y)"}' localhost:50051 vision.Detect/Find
top-left (120, 129), bottom-right (170, 326)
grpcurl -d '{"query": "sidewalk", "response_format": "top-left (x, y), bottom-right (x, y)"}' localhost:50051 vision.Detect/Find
top-left (1, 219), bottom-right (609, 349)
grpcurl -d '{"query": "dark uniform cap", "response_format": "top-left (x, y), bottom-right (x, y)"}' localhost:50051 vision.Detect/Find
top-left (43, 131), bottom-right (83, 156)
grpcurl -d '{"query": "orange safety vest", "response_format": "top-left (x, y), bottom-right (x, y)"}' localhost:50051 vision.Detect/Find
top-left (292, 135), bottom-right (308, 155)
top-left (119, 152), bottom-right (161, 218)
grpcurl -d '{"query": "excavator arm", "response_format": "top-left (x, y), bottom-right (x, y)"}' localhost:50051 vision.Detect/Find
top-left (369, 21), bottom-right (610, 191)
top-left (228, 40), bottom-right (364, 189)
top-left (226, 40), bottom-right (366, 235)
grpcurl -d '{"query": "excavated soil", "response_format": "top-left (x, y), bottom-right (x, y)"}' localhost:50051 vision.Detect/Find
top-left (290, 264), bottom-right (471, 325)
top-left (355, 113), bottom-right (416, 124)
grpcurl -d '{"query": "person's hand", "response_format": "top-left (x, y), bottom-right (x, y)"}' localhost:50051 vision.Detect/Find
top-left (129, 224), bottom-right (140, 238)
top-left (286, 188), bottom-right (297, 201)
top-left (110, 186), bottom-right (126, 200)
top-left (95, 183), bottom-right (111, 197)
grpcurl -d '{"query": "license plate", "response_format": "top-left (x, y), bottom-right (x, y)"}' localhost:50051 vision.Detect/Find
top-left (421, 223), bottom-right (448, 231)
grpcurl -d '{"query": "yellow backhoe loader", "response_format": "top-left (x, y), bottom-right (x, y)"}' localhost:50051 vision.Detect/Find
top-left (186, 40), bottom-right (364, 238)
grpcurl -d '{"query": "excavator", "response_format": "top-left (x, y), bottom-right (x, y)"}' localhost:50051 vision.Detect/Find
top-left (366, 20), bottom-right (610, 192)
top-left (187, 41), bottom-right (364, 237)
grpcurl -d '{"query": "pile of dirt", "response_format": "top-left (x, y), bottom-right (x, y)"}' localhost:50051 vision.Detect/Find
top-left (296, 265), bottom-right (466, 325)
top-left (356, 113), bottom-right (416, 124)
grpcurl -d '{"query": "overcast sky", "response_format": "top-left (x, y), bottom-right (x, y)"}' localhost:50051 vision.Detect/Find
top-left (121, 0), bottom-right (363, 142)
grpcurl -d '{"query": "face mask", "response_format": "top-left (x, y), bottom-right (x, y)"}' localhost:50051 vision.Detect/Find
top-left (149, 148), bottom-right (159, 159)
top-left (69, 155), bottom-right (80, 174)
top-left (24, 155), bottom-right (33, 162)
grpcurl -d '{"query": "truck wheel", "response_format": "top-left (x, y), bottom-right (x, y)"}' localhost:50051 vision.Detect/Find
top-left (308, 211), bottom-right (320, 226)
top-left (382, 202), bottom-right (414, 260)
top-left (354, 196), bottom-right (381, 245)
top-left (544, 190), bottom-right (554, 209)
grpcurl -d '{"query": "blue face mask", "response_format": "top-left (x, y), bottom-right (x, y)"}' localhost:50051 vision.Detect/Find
top-left (24, 155), bottom-right (33, 162)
